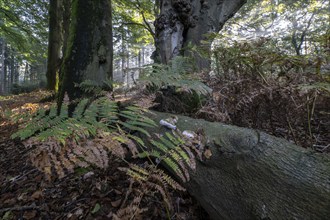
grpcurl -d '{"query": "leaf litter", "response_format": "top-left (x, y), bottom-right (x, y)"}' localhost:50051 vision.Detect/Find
top-left (0, 90), bottom-right (209, 220)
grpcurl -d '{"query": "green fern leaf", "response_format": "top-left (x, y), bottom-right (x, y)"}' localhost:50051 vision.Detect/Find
top-left (118, 121), bottom-right (151, 137)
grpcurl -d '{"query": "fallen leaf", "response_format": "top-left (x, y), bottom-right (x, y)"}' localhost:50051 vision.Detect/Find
top-left (31, 190), bottom-right (43, 200)
top-left (74, 208), bottom-right (84, 216)
top-left (107, 212), bottom-right (113, 218)
top-left (2, 211), bottom-right (13, 220)
top-left (17, 192), bottom-right (28, 201)
top-left (23, 210), bottom-right (37, 220)
top-left (4, 197), bottom-right (17, 205)
top-left (91, 203), bottom-right (101, 214)
top-left (111, 199), bottom-right (122, 208)
top-left (114, 189), bottom-right (122, 195)
top-left (95, 182), bottom-right (102, 191)
top-left (83, 171), bottom-right (94, 180)
top-left (204, 149), bottom-right (212, 159)
top-left (34, 174), bottom-right (43, 182)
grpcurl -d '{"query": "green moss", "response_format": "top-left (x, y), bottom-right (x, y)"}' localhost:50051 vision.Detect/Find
top-left (63, 0), bottom-right (78, 63)
top-left (57, 0), bottom-right (78, 108)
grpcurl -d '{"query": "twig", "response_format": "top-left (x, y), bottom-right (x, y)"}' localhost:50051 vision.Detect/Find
top-left (286, 116), bottom-right (298, 145)
top-left (0, 204), bottom-right (40, 213)
top-left (307, 92), bottom-right (317, 139)
top-left (120, 179), bottom-right (134, 209)
top-left (8, 168), bottom-right (38, 183)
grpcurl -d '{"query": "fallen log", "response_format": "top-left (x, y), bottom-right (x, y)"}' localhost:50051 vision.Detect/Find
top-left (148, 111), bottom-right (330, 220)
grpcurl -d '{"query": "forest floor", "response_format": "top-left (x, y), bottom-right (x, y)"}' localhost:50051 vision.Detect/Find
top-left (152, 72), bottom-right (330, 152)
top-left (0, 91), bottom-right (208, 220)
top-left (0, 72), bottom-right (329, 219)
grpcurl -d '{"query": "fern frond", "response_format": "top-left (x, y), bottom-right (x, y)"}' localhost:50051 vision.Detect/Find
top-left (78, 80), bottom-right (103, 95)
top-left (72, 98), bottom-right (89, 118)
top-left (165, 132), bottom-right (185, 145)
top-left (141, 56), bottom-right (212, 95)
top-left (113, 195), bottom-right (146, 220)
top-left (139, 129), bottom-right (200, 183)
top-left (150, 168), bottom-right (185, 191)
top-left (163, 157), bottom-right (187, 182)
top-left (11, 91), bottom-right (197, 189)
top-left (118, 121), bottom-right (151, 137)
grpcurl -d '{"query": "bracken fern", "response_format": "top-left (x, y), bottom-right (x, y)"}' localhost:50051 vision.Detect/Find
top-left (10, 86), bottom-right (202, 216)
top-left (141, 56), bottom-right (212, 96)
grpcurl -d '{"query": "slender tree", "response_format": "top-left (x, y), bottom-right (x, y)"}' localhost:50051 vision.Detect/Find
top-left (46, 0), bottom-right (63, 90)
top-left (0, 39), bottom-right (5, 94)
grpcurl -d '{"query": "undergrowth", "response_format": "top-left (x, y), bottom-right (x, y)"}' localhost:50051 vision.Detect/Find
top-left (141, 56), bottom-right (212, 96)
top-left (9, 87), bottom-right (205, 216)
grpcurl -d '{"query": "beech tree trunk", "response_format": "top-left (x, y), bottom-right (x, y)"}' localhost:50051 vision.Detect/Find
top-left (46, 0), bottom-right (63, 91)
top-left (148, 111), bottom-right (330, 220)
top-left (154, 0), bottom-right (246, 71)
top-left (0, 39), bottom-right (5, 95)
top-left (57, 0), bottom-right (113, 108)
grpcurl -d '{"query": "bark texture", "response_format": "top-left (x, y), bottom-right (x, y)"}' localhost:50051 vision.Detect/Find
top-left (154, 0), bottom-right (246, 70)
top-left (46, 0), bottom-right (63, 90)
top-left (58, 0), bottom-right (113, 107)
top-left (0, 39), bottom-right (5, 94)
top-left (149, 111), bottom-right (330, 220)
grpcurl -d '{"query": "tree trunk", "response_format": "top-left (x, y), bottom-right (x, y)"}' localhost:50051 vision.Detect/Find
top-left (57, 0), bottom-right (113, 109)
top-left (0, 39), bottom-right (5, 95)
top-left (61, 0), bottom-right (71, 66)
top-left (154, 0), bottom-right (246, 71)
top-left (3, 43), bottom-right (9, 93)
top-left (148, 111), bottom-right (330, 220)
top-left (46, 0), bottom-right (63, 91)
top-left (9, 53), bottom-right (15, 90)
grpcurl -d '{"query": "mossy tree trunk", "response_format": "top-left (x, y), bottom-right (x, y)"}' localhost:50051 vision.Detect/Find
top-left (57, 0), bottom-right (113, 109)
top-left (153, 0), bottom-right (246, 71)
top-left (148, 111), bottom-right (330, 220)
top-left (46, 0), bottom-right (63, 91)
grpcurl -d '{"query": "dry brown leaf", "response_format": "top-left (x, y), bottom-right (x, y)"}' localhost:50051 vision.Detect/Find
top-left (74, 208), bottom-right (84, 216)
top-left (95, 182), bottom-right (102, 191)
top-left (126, 139), bottom-right (139, 157)
top-left (111, 199), bottom-right (122, 208)
top-left (23, 210), bottom-right (37, 220)
top-left (31, 190), bottom-right (43, 200)
top-left (4, 198), bottom-right (17, 205)
top-left (83, 171), bottom-right (95, 180)
top-left (114, 189), bottom-right (122, 195)
top-left (17, 192), bottom-right (28, 201)
top-left (204, 149), bottom-right (212, 159)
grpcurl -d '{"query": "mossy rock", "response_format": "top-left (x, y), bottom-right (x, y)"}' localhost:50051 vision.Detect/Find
top-left (153, 86), bottom-right (208, 113)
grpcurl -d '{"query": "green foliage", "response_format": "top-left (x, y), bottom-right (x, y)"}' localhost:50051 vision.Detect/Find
top-left (10, 91), bottom-right (200, 193)
top-left (77, 79), bottom-right (114, 97)
top-left (0, 0), bottom-right (48, 61)
top-left (119, 163), bottom-right (186, 210)
top-left (141, 56), bottom-right (212, 95)
top-left (299, 82), bottom-right (330, 94)
top-left (138, 131), bottom-right (197, 183)
top-left (219, 0), bottom-right (329, 56)
top-left (212, 38), bottom-right (325, 80)
top-left (11, 82), bottom-right (44, 95)
top-left (112, 0), bottom-right (155, 66)
top-left (9, 85), bottom-right (207, 216)
top-left (11, 95), bottom-right (157, 144)
top-left (113, 0), bottom-right (155, 45)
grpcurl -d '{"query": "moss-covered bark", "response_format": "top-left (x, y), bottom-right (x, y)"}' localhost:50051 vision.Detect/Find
top-left (147, 111), bottom-right (330, 220)
top-left (57, 0), bottom-right (113, 110)
top-left (46, 0), bottom-right (63, 91)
